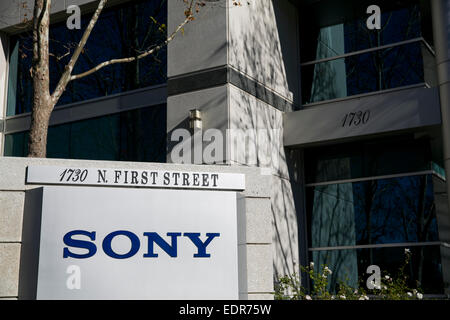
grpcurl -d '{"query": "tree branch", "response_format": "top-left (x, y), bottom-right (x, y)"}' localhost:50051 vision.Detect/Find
top-left (69, 12), bottom-right (192, 81)
top-left (51, 0), bottom-right (108, 105)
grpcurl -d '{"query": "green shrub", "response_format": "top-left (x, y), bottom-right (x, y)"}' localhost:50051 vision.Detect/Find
top-left (275, 249), bottom-right (426, 300)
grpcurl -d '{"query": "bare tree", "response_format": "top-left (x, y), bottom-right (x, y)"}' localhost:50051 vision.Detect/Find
top-left (27, 0), bottom-right (229, 157)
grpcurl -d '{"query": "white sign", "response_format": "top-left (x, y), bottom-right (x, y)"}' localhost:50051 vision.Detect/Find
top-left (26, 165), bottom-right (245, 191)
top-left (34, 186), bottom-right (239, 299)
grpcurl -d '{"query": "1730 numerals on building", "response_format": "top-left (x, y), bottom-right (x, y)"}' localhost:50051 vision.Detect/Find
top-left (342, 110), bottom-right (371, 127)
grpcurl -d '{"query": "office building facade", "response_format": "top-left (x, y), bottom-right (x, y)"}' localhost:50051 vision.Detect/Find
top-left (0, 0), bottom-right (449, 298)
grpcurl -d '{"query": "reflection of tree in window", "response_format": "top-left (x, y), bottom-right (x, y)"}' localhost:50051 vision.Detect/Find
top-left (392, 175), bottom-right (438, 288)
top-left (301, 3), bottom-right (428, 103)
top-left (307, 174), bottom-right (441, 292)
top-left (345, 7), bottom-right (423, 95)
top-left (352, 175), bottom-right (438, 288)
top-left (12, 0), bottom-right (167, 115)
top-left (352, 176), bottom-right (438, 245)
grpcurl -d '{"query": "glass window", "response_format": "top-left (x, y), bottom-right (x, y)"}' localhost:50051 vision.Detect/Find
top-left (7, 0), bottom-right (167, 116)
top-left (306, 175), bottom-right (444, 294)
top-left (299, 0), bottom-right (434, 104)
top-left (304, 136), bottom-right (432, 184)
top-left (299, 0), bottom-right (424, 62)
top-left (301, 41), bottom-right (426, 104)
top-left (306, 174), bottom-right (439, 248)
top-left (310, 245), bottom-right (443, 294)
top-left (304, 136), bottom-right (444, 294)
top-left (3, 104), bottom-right (166, 162)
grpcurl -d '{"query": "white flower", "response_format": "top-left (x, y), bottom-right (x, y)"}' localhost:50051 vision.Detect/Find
top-left (339, 295), bottom-right (346, 300)
top-left (405, 248), bottom-right (411, 254)
top-left (331, 295), bottom-right (335, 300)
top-left (385, 275), bottom-right (390, 280)
top-left (305, 295), bottom-right (312, 300)
top-left (324, 266), bottom-right (332, 274)
top-left (358, 296), bottom-right (365, 300)
top-left (364, 295), bottom-right (370, 300)
top-left (383, 285), bottom-right (387, 290)
top-left (416, 292), bottom-right (423, 300)
top-left (407, 292), bottom-right (413, 297)
top-left (309, 262), bottom-right (314, 268)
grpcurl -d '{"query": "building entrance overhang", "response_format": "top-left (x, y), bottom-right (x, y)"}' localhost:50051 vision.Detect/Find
top-left (283, 86), bottom-right (442, 148)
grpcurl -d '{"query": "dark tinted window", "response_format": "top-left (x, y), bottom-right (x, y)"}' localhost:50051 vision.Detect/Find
top-left (299, 0), bottom-right (434, 104)
top-left (4, 104), bottom-right (166, 162)
top-left (306, 174), bottom-right (439, 248)
top-left (299, 0), bottom-right (424, 62)
top-left (7, 0), bottom-right (167, 116)
top-left (304, 137), bottom-right (431, 184)
top-left (310, 245), bottom-right (443, 293)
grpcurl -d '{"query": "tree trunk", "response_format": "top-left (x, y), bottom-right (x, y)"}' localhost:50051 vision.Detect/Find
top-left (28, 0), bottom-right (52, 158)
top-left (26, 0), bottom-right (193, 157)
top-left (28, 97), bottom-right (54, 157)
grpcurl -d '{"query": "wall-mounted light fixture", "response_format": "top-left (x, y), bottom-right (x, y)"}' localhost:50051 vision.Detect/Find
top-left (189, 109), bottom-right (202, 130)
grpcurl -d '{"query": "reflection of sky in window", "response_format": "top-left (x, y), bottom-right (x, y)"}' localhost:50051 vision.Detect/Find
top-left (13, 0), bottom-right (167, 115)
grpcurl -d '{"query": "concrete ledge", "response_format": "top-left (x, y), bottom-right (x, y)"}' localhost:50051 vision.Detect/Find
top-left (0, 157), bottom-right (271, 198)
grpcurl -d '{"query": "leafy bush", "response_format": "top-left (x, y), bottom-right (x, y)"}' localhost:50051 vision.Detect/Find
top-left (275, 249), bottom-right (426, 300)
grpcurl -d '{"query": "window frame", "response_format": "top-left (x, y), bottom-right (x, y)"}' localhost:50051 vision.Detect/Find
top-left (298, 0), bottom-right (436, 107)
top-left (304, 170), bottom-right (446, 294)
top-left (1, 0), bottom-right (169, 158)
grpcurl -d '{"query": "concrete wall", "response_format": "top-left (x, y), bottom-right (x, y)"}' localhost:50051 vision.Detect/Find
top-left (227, 0), bottom-right (303, 281)
top-left (0, 157), bottom-right (273, 299)
top-left (0, 33), bottom-right (7, 156)
top-left (228, 0), bottom-right (300, 104)
top-left (167, 85), bottom-right (228, 164)
top-left (166, 0), bottom-right (304, 286)
top-left (228, 84), bottom-right (303, 278)
top-left (167, 0), bottom-right (228, 77)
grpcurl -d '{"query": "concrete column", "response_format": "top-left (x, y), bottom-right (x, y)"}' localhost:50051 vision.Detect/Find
top-left (0, 33), bottom-right (8, 156)
top-left (167, 0), bottom-right (303, 294)
top-left (431, 0), bottom-right (450, 225)
top-left (166, 0), bottom-right (228, 164)
top-left (227, 0), bottom-right (303, 282)
top-left (431, 0), bottom-right (450, 296)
